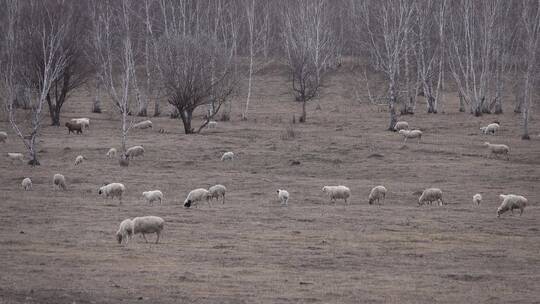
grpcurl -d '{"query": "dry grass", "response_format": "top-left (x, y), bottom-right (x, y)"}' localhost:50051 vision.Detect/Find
top-left (0, 62), bottom-right (539, 303)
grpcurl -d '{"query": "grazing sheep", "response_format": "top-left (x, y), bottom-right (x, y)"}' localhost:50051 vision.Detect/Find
top-left (393, 121), bottom-right (409, 132)
top-left (368, 185), bottom-right (387, 205)
top-left (399, 129), bottom-right (423, 143)
top-left (65, 121), bottom-right (83, 134)
top-left (158, 128), bottom-right (166, 134)
top-left (116, 219), bottom-right (134, 245)
top-left (221, 151), bottom-right (234, 161)
top-left (74, 155), bottom-right (85, 166)
top-left (322, 185), bottom-right (351, 204)
top-left (106, 148), bottom-right (117, 159)
top-left (484, 142), bottom-right (509, 160)
top-left (125, 145), bottom-right (144, 159)
top-left (277, 189), bottom-right (289, 206)
top-left (418, 188), bottom-right (444, 206)
top-left (142, 190), bottom-right (163, 205)
top-left (7, 152), bottom-right (24, 163)
top-left (133, 120), bottom-right (152, 129)
top-left (53, 174), bottom-right (66, 190)
top-left (183, 188), bottom-right (211, 208)
top-left (70, 118), bottom-right (90, 129)
top-left (473, 193), bottom-right (482, 205)
top-left (132, 216), bottom-right (165, 244)
top-left (207, 121), bottom-right (217, 129)
top-left (480, 123), bottom-right (499, 135)
top-left (0, 131), bottom-right (7, 143)
top-left (208, 184), bottom-right (227, 204)
top-left (497, 194), bottom-right (528, 217)
top-left (22, 177), bottom-right (32, 191)
top-left (98, 183), bottom-right (126, 203)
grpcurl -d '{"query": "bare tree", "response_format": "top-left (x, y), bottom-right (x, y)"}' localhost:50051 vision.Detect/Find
top-left (94, 0), bottom-right (138, 157)
top-left (1, 0), bottom-right (68, 165)
top-left (353, 0), bottom-right (415, 130)
top-left (519, 0), bottom-right (540, 140)
top-left (282, 0), bottom-right (337, 123)
top-left (157, 33), bottom-right (236, 134)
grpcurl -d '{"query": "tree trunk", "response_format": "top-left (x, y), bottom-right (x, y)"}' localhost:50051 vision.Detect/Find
top-left (46, 94), bottom-right (61, 126)
top-left (153, 99), bottom-right (160, 117)
top-left (93, 74), bottom-right (102, 113)
top-left (299, 99), bottom-right (307, 123)
top-left (179, 109), bottom-right (194, 134)
top-left (388, 82), bottom-right (397, 131)
top-left (427, 96), bottom-right (437, 114)
top-left (458, 92), bottom-right (466, 112)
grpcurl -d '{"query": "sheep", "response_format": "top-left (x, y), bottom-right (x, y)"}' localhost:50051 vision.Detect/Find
top-left (368, 185), bottom-right (387, 205)
top-left (142, 190), bottom-right (163, 205)
top-left (53, 174), bottom-right (66, 191)
top-left (497, 194), bottom-right (528, 217)
top-left (221, 151), bottom-right (234, 161)
top-left (183, 188), bottom-right (211, 208)
top-left (65, 121), bottom-right (83, 134)
top-left (106, 148), bottom-right (117, 159)
top-left (74, 155), bottom-right (85, 166)
top-left (277, 189), bottom-right (289, 206)
top-left (484, 142), bottom-right (509, 160)
top-left (70, 118), bottom-right (90, 129)
top-left (473, 193), bottom-right (482, 205)
top-left (98, 183), bottom-right (126, 203)
top-left (125, 145), bottom-right (144, 159)
top-left (22, 177), bottom-right (32, 191)
top-left (0, 131), bottom-right (7, 143)
top-left (7, 152), bottom-right (24, 164)
top-left (133, 120), bottom-right (152, 129)
top-left (399, 129), bottom-right (423, 143)
top-left (116, 219), bottom-right (134, 245)
top-left (418, 188), bottom-right (444, 206)
top-left (208, 184), bottom-right (227, 204)
top-left (132, 216), bottom-right (165, 244)
top-left (207, 121), bottom-right (217, 129)
top-left (393, 121), bottom-right (409, 132)
top-left (322, 185), bottom-right (351, 204)
top-left (480, 123), bottom-right (499, 135)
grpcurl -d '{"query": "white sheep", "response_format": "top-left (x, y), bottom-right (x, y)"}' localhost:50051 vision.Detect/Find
top-left (394, 121), bottom-right (409, 131)
top-left (208, 184), bottom-right (227, 204)
top-left (142, 190), bottom-right (163, 205)
top-left (497, 194), bottom-right (528, 217)
top-left (0, 131), bottom-right (7, 143)
top-left (7, 152), bottom-right (24, 164)
top-left (322, 185), bottom-right (351, 204)
top-left (70, 118), bottom-right (90, 129)
top-left (115, 219), bottom-right (134, 245)
top-left (484, 142), bottom-right (509, 160)
top-left (418, 188), bottom-right (444, 206)
top-left (480, 123), bottom-right (499, 135)
top-left (53, 174), bottom-right (66, 191)
top-left (473, 193), bottom-right (482, 205)
top-left (399, 129), bottom-right (423, 143)
top-left (98, 183), bottom-right (126, 203)
top-left (133, 120), bottom-right (152, 129)
top-left (221, 151), bottom-right (234, 161)
top-left (183, 188), bottom-right (211, 208)
top-left (22, 177), bottom-right (32, 191)
top-left (132, 216), bottom-right (165, 244)
top-left (126, 145), bottom-right (144, 159)
top-left (74, 155), bottom-right (85, 166)
top-left (277, 189), bottom-right (289, 206)
top-left (106, 148), bottom-right (117, 159)
top-left (368, 185), bottom-right (387, 205)
top-left (207, 121), bottom-right (217, 129)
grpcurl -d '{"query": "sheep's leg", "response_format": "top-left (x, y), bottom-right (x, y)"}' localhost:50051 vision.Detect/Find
top-left (222, 195), bottom-right (225, 205)
top-left (207, 198), bottom-right (212, 208)
top-left (155, 232), bottom-right (160, 244)
top-left (142, 233), bottom-right (148, 243)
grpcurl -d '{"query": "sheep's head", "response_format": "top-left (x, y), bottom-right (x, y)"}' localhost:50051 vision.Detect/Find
top-left (98, 188), bottom-right (103, 195)
top-left (322, 186), bottom-right (328, 193)
top-left (116, 232), bottom-right (122, 244)
top-left (184, 200), bottom-right (192, 208)
top-left (368, 197), bottom-right (374, 205)
top-left (483, 142), bottom-right (490, 147)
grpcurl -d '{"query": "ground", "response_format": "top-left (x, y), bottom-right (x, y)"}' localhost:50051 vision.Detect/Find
top-left (1, 61), bottom-right (539, 303)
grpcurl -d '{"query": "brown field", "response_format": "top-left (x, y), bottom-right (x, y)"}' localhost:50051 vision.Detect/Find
top-left (1, 62), bottom-right (540, 304)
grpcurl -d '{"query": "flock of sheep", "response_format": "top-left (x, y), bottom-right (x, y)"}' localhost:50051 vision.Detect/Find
top-left (0, 114), bottom-right (532, 247)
